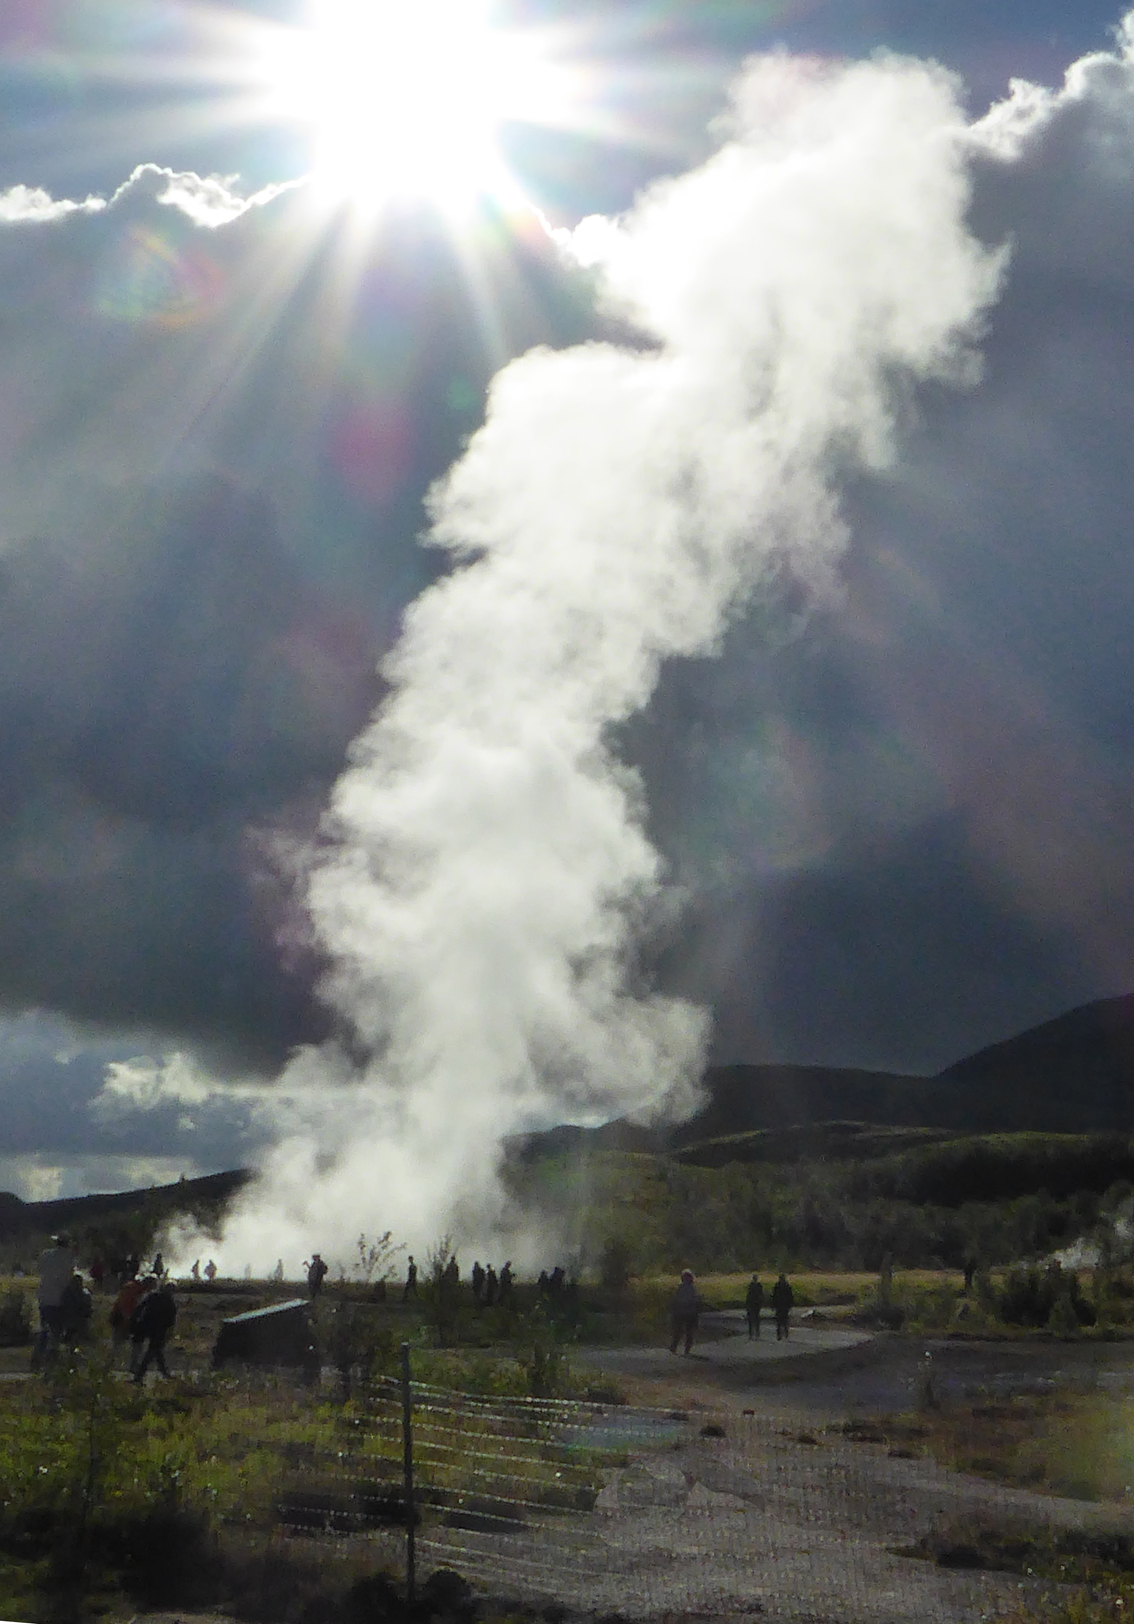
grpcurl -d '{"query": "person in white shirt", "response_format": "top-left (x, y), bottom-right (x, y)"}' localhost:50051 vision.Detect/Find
top-left (34, 1234), bottom-right (77, 1367)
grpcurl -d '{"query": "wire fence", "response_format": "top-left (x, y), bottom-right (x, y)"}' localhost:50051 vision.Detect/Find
top-left (272, 1351), bottom-right (693, 1605)
top-left (258, 1349), bottom-right (1134, 1623)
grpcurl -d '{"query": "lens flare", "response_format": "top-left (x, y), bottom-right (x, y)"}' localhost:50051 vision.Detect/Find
top-left (260, 0), bottom-right (578, 213)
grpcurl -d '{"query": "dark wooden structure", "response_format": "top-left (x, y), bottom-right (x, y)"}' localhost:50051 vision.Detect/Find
top-left (211, 1297), bottom-right (319, 1377)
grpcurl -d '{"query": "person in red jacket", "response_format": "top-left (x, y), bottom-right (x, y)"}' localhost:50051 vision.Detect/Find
top-left (110, 1274), bottom-right (146, 1357)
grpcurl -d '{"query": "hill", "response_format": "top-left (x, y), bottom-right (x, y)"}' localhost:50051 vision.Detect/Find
top-left (513, 994), bottom-right (1134, 1165)
top-left (0, 1168), bottom-right (250, 1243)
top-left (7, 994), bottom-right (1134, 1236)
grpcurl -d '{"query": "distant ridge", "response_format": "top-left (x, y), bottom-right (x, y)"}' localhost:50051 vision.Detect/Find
top-left (8, 997), bottom-right (1134, 1220)
top-left (0, 1168), bottom-right (250, 1240)
top-left (512, 994), bottom-right (1134, 1162)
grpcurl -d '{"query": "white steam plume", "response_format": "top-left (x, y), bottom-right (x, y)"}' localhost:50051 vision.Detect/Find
top-left (189, 53), bottom-right (1002, 1275)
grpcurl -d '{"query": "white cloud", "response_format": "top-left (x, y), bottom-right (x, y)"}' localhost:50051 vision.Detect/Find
top-left (92, 1051), bottom-right (266, 1117)
top-left (0, 184), bottom-right (106, 225)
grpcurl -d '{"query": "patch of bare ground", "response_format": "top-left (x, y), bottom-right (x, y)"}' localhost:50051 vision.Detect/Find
top-left (534, 1334), bottom-right (1134, 1622)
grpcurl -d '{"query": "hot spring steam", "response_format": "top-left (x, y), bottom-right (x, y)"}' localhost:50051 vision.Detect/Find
top-left (175, 52), bottom-right (1002, 1274)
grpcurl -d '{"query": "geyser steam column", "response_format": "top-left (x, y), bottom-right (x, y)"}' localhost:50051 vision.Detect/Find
top-left (216, 54), bottom-right (1003, 1268)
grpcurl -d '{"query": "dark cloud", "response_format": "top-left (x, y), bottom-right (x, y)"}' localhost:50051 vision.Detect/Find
top-left (0, 170), bottom-right (611, 1076)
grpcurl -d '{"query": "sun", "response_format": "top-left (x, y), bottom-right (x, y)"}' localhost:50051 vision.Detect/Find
top-left (261, 0), bottom-right (575, 213)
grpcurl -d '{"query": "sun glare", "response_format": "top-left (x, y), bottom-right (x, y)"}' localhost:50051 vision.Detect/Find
top-left (262, 0), bottom-right (575, 212)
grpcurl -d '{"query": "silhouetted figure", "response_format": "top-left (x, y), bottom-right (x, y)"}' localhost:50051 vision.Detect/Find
top-left (307, 1254), bottom-right (328, 1297)
top-left (125, 1253), bottom-right (140, 1281)
top-left (549, 1265), bottom-right (565, 1297)
top-left (110, 1275), bottom-right (146, 1357)
top-left (60, 1272), bottom-right (92, 1343)
top-left (499, 1260), bottom-right (514, 1304)
top-left (34, 1234), bottom-right (76, 1368)
top-left (190, 1259), bottom-right (201, 1282)
top-left (669, 1269), bottom-right (699, 1356)
top-left (132, 1280), bottom-right (177, 1383)
top-left (963, 1257), bottom-right (977, 1294)
top-left (204, 1259), bottom-right (217, 1282)
top-left (152, 1252), bottom-right (165, 1280)
top-left (403, 1256), bottom-right (418, 1302)
top-left (772, 1273), bottom-right (794, 1340)
top-left (484, 1265), bottom-right (498, 1307)
top-left (471, 1261), bottom-right (485, 1303)
top-left (745, 1274), bottom-right (764, 1339)
top-left (443, 1255), bottom-right (460, 1294)
top-left (537, 1269), bottom-right (550, 1296)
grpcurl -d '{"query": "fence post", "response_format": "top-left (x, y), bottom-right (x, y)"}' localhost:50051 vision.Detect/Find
top-left (401, 1340), bottom-right (416, 1604)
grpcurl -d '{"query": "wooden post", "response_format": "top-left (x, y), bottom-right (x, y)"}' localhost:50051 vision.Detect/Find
top-left (401, 1340), bottom-right (416, 1604)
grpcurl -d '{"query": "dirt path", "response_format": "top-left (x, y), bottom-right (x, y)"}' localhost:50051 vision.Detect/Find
top-left (516, 1329), bottom-right (1134, 1622)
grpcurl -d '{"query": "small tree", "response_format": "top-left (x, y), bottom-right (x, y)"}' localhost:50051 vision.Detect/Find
top-left (354, 1231), bottom-right (402, 1286)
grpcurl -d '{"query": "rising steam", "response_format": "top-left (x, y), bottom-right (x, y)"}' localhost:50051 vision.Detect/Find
top-left (186, 53), bottom-right (1002, 1273)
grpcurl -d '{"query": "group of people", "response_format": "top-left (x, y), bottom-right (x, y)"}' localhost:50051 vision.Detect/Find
top-left (33, 1235), bottom-right (176, 1381)
top-left (470, 1258), bottom-right (513, 1305)
top-left (109, 1269), bottom-right (178, 1381)
top-left (744, 1272), bottom-right (795, 1340)
top-left (669, 1269), bottom-right (796, 1355)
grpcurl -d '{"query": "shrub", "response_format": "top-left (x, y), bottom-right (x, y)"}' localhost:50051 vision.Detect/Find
top-left (998, 1263), bottom-right (1096, 1330)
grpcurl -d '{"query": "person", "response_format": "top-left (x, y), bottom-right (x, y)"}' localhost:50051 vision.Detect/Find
top-left (484, 1265), bottom-right (498, 1307)
top-left (772, 1273), bottom-right (794, 1340)
top-left (60, 1272), bottom-right (93, 1344)
top-left (669, 1269), bottom-right (699, 1356)
top-left (110, 1273), bottom-right (147, 1355)
top-left (131, 1279), bottom-right (177, 1383)
top-left (204, 1259), bottom-right (217, 1282)
top-left (190, 1259), bottom-right (201, 1282)
top-left (499, 1260), bottom-right (514, 1305)
top-left (745, 1274), bottom-right (764, 1339)
top-left (152, 1251), bottom-right (165, 1280)
top-left (34, 1234), bottom-right (76, 1368)
top-left (402, 1255), bottom-right (418, 1302)
top-left (307, 1254), bottom-right (328, 1298)
top-left (471, 1260), bottom-right (485, 1304)
top-left (125, 1252), bottom-right (139, 1281)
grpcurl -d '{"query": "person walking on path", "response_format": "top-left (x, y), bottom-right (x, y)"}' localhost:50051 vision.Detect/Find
top-left (772, 1273), bottom-right (794, 1340)
top-left (402, 1255), bottom-right (418, 1302)
top-left (669, 1269), bottom-right (700, 1356)
top-left (33, 1234), bottom-right (76, 1368)
top-left (131, 1280), bottom-right (177, 1383)
top-left (745, 1274), bottom-right (764, 1339)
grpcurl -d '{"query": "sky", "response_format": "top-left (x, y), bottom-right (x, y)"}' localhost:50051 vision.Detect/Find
top-left (1, 0), bottom-right (1134, 1209)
